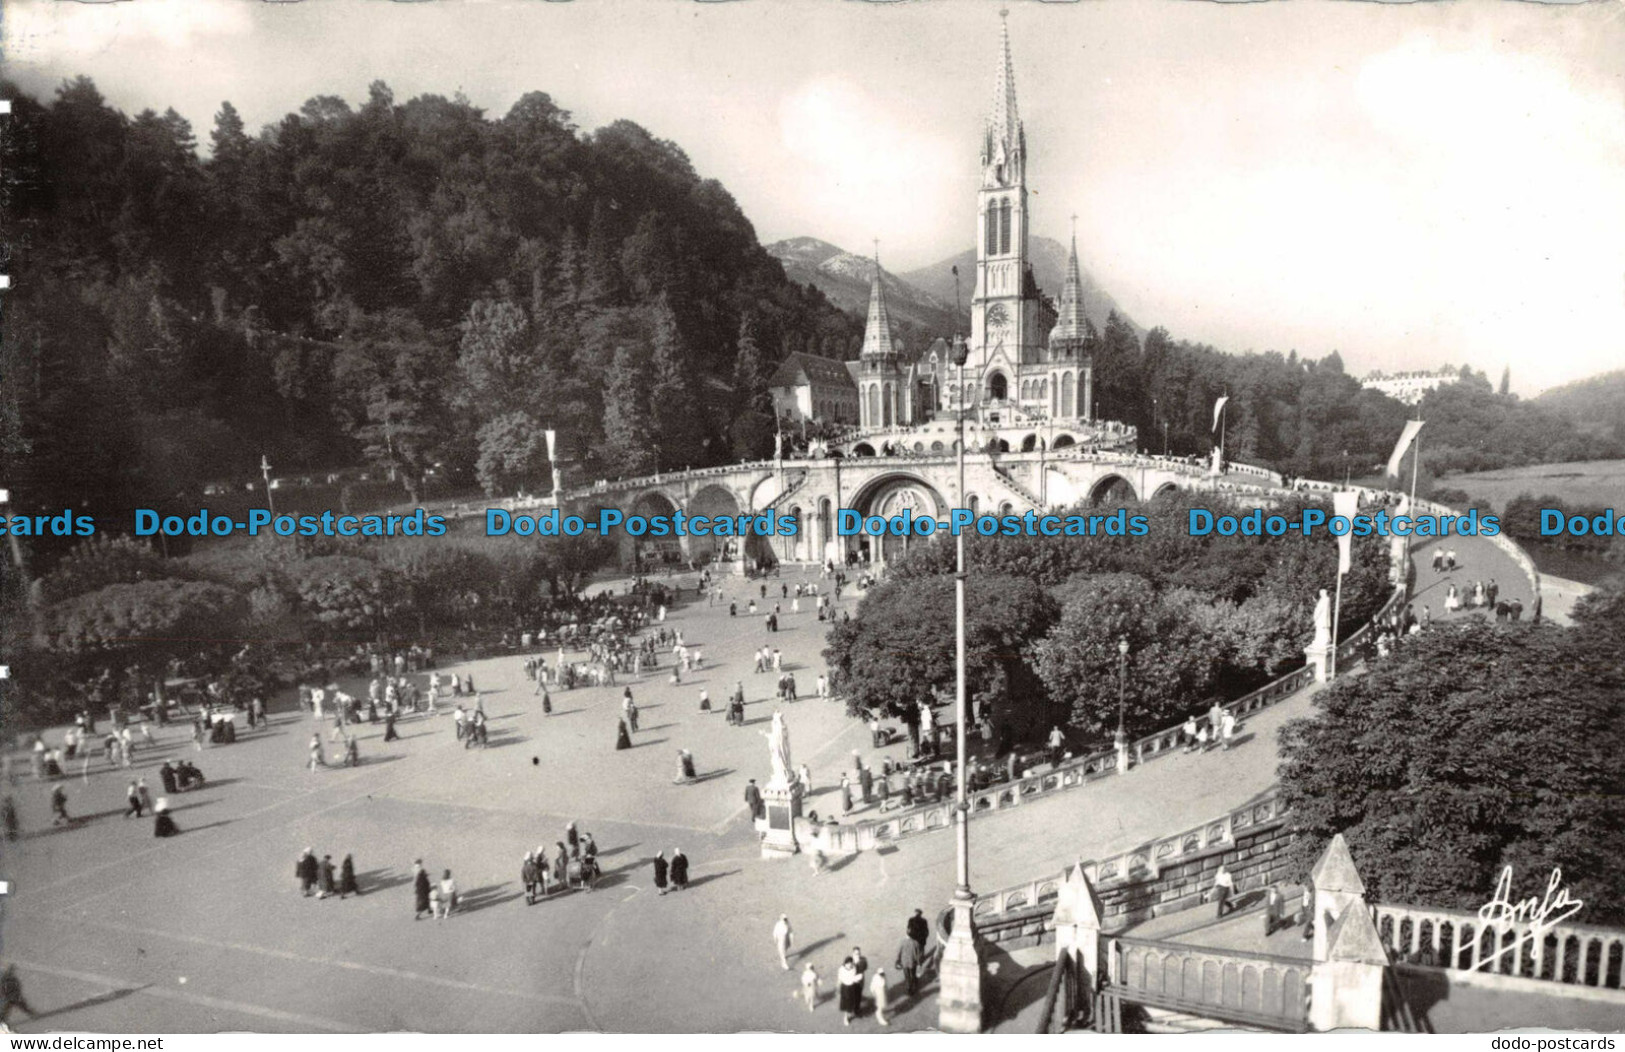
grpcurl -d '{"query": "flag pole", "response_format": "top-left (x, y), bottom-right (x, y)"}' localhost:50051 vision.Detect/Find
top-left (1330, 553), bottom-right (1345, 680)
top-left (1219, 389), bottom-right (1227, 469)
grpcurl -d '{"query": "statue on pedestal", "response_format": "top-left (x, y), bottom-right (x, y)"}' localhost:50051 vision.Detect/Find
top-left (1311, 588), bottom-right (1332, 649)
top-left (763, 710), bottom-right (792, 789)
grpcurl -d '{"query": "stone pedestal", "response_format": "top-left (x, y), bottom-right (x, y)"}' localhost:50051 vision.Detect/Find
top-left (758, 780), bottom-right (803, 858)
top-left (938, 895), bottom-right (985, 1033)
top-left (1304, 640), bottom-right (1335, 684)
top-left (1114, 732), bottom-right (1130, 774)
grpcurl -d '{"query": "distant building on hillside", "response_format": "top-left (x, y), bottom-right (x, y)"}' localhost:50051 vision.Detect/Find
top-left (1361, 368), bottom-right (1459, 406)
top-left (768, 351), bottom-right (860, 427)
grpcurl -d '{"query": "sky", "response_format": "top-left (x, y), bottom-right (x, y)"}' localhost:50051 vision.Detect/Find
top-left (5, 0), bottom-right (1624, 395)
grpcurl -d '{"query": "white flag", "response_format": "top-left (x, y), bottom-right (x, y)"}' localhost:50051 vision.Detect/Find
top-left (545, 429), bottom-right (557, 462)
top-left (1211, 396), bottom-right (1229, 433)
top-left (1385, 419), bottom-right (1424, 477)
top-left (1333, 490), bottom-right (1361, 575)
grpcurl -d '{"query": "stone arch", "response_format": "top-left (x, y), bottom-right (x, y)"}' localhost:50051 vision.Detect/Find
top-left (785, 503), bottom-right (808, 563)
top-left (626, 490), bottom-right (682, 569)
top-left (1089, 474), bottom-right (1138, 505)
top-left (986, 437), bottom-right (1010, 453)
top-left (1020, 433), bottom-right (1039, 452)
top-left (1151, 480), bottom-right (1181, 499)
top-left (847, 472), bottom-right (949, 568)
top-left (688, 484), bottom-right (747, 566)
top-left (988, 372), bottom-right (1009, 402)
top-left (999, 501), bottom-right (1015, 516)
top-left (1052, 433), bottom-right (1077, 450)
top-left (852, 442), bottom-right (876, 458)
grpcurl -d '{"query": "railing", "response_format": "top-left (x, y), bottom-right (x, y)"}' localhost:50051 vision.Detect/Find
top-left (970, 791), bottom-right (1289, 926)
top-left (761, 469), bottom-right (809, 513)
top-left (1371, 902), bottom-right (1624, 990)
top-left (990, 461), bottom-right (1043, 510)
top-left (1101, 935), bottom-right (1311, 1032)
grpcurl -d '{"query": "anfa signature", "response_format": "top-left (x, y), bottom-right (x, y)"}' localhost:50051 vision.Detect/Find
top-left (1474, 866), bottom-right (1584, 970)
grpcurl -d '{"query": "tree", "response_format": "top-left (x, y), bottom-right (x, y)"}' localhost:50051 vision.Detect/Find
top-left (647, 295), bottom-right (707, 470)
top-left (1499, 365), bottom-right (1511, 397)
top-left (1278, 590), bottom-right (1625, 927)
top-left (474, 410), bottom-right (550, 497)
top-left (824, 574), bottom-right (1059, 739)
top-left (597, 318), bottom-right (656, 478)
top-left (41, 579), bottom-right (247, 655)
top-left (1034, 574), bottom-right (1220, 742)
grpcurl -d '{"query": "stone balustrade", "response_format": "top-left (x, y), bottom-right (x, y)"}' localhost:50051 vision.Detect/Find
top-left (1372, 901), bottom-right (1624, 990)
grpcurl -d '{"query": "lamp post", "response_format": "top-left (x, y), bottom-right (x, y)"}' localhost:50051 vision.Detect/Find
top-left (1114, 637), bottom-right (1130, 773)
top-left (939, 334), bottom-right (984, 1033)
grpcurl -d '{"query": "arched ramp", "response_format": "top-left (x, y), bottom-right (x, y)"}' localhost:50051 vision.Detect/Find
top-left (1089, 474), bottom-right (1138, 506)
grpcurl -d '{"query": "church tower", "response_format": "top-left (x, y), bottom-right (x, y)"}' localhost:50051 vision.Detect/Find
top-left (858, 255), bottom-right (909, 429)
top-left (970, 12), bottom-right (1040, 396)
top-left (1047, 228), bottom-right (1095, 421)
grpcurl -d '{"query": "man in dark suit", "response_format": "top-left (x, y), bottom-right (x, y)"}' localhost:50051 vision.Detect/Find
top-left (744, 779), bottom-right (764, 822)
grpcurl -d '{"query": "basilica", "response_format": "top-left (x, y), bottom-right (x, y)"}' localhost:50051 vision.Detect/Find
top-left (771, 17), bottom-right (1097, 441)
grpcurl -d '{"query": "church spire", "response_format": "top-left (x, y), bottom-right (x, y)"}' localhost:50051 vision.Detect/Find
top-left (861, 252), bottom-right (898, 360)
top-left (1050, 223), bottom-right (1088, 346)
top-left (983, 10), bottom-right (1024, 186)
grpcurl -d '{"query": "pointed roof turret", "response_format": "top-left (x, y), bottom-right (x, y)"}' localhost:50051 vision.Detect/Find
top-left (1050, 223), bottom-right (1089, 346)
top-left (860, 252), bottom-right (899, 361)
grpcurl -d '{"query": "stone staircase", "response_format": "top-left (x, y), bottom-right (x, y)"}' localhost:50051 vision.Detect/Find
top-left (990, 461), bottom-right (1043, 511)
top-left (760, 469), bottom-right (809, 512)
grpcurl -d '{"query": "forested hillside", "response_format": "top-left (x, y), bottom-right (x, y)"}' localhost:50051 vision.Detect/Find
top-left (0, 77), bottom-right (859, 564)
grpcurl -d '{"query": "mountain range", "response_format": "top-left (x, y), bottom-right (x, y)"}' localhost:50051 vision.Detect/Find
top-left (766, 234), bottom-right (1137, 352)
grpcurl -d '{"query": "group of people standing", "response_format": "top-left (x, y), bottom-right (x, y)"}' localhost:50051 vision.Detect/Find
top-left (295, 847), bottom-right (360, 900)
top-left (783, 907), bottom-right (937, 1027)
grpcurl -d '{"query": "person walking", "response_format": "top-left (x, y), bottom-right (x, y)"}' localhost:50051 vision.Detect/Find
top-left (297, 848), bottom-right (318, 897)
top-left (413, 860), bottom-right (432, 920)
top-left (124, 780), bottom-right (144, 819)
top-left (907, 908), bottom-right (930, 954)
top-left (317, 855), bottom-right (336, 899)
top-left (136, 778), bottom-right (153, 816)
top-left (1213, 862), bottom-right (1236, 917)
top-left (773, 914), bottom-right (794, 970)
top-left (837, 957), bottom-right (862, 1026)
top-left (436, 870), bottom-right (457, 919)
top-left (669, 847), bottom-right (689, 890)
top-left (744, 778), bottom-right (764, 821)
top-left (652, 851), bottom-right (669, 895)
top-left (895, 934), bottom-right (924, 996)
top-left (870, 968), bottom-right (891, 1026)
top-left (339, 854), bottom-right (359, 898)
top-left (800, 962), bottom-right (820, 1012)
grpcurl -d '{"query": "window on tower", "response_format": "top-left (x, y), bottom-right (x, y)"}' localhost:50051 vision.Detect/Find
top-left (985, 205), bottom-right (997, 258)
top-left (999, 198), bottom-right (1012, 255)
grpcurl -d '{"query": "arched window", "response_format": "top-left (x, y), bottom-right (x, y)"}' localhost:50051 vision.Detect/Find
top-left (866, 385), bottom-right (880, 424)
top-left (1061, 371), bottom-right (1075, 417)
top-left (989, 372), bottom-right (1008, 401)
top-left (985, 204), bottom-right (998, 258)
top-left (999, 198), bottom-right (1012, 255)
